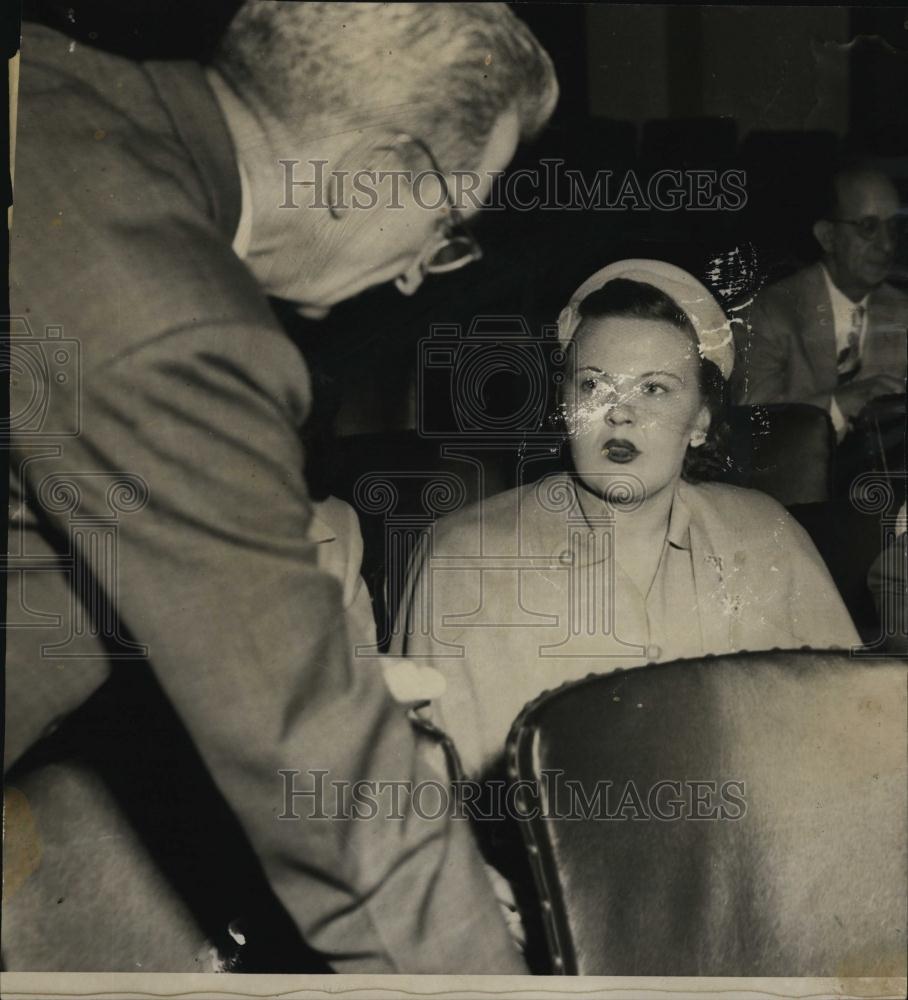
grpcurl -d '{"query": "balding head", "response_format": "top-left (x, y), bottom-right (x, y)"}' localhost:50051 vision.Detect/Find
top-left (814, 166), bottom-right (901, 301)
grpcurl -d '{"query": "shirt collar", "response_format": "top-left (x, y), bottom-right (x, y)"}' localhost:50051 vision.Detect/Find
top-left (666, 487), bottom-right (692, 551)
top-left (537, 475), bottom-right (692, 557)
top-left (821, 263), bottom-right (869, 317)
top-left (232, 161), bottom-right (253, 260)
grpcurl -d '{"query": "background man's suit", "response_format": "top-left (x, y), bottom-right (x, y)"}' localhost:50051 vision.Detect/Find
top-left (737, 261), bottom-right (908, 408)
top-left (4, 23), bottom-right (523, 973)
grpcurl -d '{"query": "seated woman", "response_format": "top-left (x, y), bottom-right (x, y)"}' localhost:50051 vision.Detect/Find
top-left (393, 259), bottom-right (860, 781)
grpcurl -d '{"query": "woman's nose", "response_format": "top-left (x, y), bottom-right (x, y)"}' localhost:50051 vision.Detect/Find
top-left (605, 399), bottom-right (635, 425)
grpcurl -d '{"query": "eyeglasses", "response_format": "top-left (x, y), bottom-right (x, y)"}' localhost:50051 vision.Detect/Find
top-left (832, 215), bottom-right (901, 243)
top-left (391, 133), bottom-right (483, 295)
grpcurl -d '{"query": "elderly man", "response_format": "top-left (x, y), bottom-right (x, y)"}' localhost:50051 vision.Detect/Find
top-left (5, 1), bottom-right (556, 974)
top-left (737, 166), bottom-right (907, 441)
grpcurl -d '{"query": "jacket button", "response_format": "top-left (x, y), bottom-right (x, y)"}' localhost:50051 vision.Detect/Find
top-left (646, 643), bottom-right (662, 661)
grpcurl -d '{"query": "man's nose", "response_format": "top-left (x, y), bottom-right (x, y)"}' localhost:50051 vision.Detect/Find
top-left (878, 225), bottom-right (897, 257)
top-left (870, 218), bottom-right (898, 257)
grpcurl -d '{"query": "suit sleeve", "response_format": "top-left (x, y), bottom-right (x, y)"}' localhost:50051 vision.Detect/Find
top-left (317, 496), bottom-right (380, 653)
top-left (22, 319), bottom-right (525, 974)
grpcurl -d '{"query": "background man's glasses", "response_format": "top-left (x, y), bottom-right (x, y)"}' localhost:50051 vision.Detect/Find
top-left (832, 215), bottom-right (901, 242)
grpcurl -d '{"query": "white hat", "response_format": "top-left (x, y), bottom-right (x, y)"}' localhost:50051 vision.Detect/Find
top-left (556, 259), bottom-right (735, 380)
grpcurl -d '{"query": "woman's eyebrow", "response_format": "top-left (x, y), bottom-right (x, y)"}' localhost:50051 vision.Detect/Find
top-left (578, 366), bottom-right (683, 383)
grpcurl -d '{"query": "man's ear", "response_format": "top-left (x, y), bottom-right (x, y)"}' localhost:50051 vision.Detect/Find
top-left (813, 219), bottom-right (835, 255)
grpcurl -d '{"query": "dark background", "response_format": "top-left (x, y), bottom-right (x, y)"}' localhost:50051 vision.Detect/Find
top-left (17, 2), bottom-right (908, 436)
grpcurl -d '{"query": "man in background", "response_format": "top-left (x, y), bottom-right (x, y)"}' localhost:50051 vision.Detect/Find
top-left (5, 1), bottom-right (556, 973)
top-left (737, 165), bottom-right (907, 446)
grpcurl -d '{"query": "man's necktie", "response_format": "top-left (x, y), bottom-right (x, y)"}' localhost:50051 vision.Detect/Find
top-left (836, 305), bottom-right (865, 385)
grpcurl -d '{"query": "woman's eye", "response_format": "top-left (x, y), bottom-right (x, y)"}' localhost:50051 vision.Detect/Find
top-left (580, 377), bottom-right (599, 393)
top-left (641, 381), bottom-right (668, 396)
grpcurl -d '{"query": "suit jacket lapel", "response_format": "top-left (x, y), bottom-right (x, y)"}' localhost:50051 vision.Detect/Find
top-left (143, 60), bottom-right (242, 241)
top-left (799, 262), bottom-right (839, 391)
top-left (682, 484), bottom-right (741, 653)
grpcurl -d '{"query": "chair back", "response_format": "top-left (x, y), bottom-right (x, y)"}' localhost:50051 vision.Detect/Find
top-left (788, 499), bottom-right (885, 640)
top-left (506, 649), bottom-right (908, 976)
top-left (723, 403), bottom-right (835, 505)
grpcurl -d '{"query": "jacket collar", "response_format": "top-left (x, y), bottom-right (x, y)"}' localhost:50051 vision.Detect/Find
top-left (530, 474), bottom-right (693, 561)
top-left (307, 506), bottom-right (338, 545)
top-left (820, 262), bottom-right (870, 316)
top-left (666, 487), bottom-right (693, 551)
top-left (527, 474), bottom-right (738, 648)
top-left (142, 59), bottom-right (242, 242)
top-left (802, 261), bottom-right (839, 387)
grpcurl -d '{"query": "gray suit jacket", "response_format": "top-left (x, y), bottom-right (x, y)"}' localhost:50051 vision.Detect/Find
top-left (6, 23), bottom-right (523, 973)
top-left (737, 261), bottom-right (908, 408)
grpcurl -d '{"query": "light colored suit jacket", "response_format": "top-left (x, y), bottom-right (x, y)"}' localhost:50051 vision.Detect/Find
top-left (310, 496), bottom-right (377, 650)
top-left (393, 475), bottom-right (859, 778)
top-left (737, 261), bottom-right (908, 408)
top-left (5, 23), bottom-right (523, 973)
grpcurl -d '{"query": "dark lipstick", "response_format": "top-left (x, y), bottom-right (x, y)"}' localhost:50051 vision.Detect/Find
top-left (603, 438), bottom-right (639, 463)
